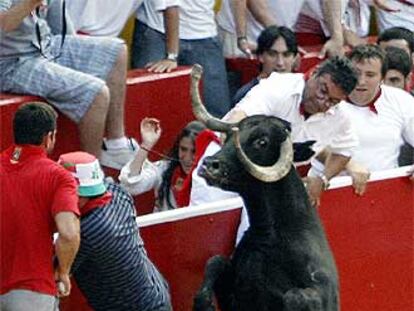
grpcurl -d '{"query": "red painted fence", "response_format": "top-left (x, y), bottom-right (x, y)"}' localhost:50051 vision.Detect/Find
top-left (61, 167), bottom-right (414, 311)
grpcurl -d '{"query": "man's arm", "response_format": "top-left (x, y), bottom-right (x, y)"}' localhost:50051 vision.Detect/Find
top-left (306, 152), bottom-right (350, 207)
top-left (0, 0), bottom-right (43, 32)
top-left (146, 5), bottom-right (179, 73)
top-left (319, 0), bottom-right (345, 58)
top-left (247, 0), bottom-right (277, 28)
top-left (54, 211), bottom-right (80, 297)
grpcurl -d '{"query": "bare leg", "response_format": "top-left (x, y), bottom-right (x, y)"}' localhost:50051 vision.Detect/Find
top-left (105, 44), bottom-right (127, 139)
top-left (78, 86), bottom-right (110, 157)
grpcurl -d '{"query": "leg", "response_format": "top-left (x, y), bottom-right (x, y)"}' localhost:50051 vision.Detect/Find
top-left (193, 255), bottom-right (234, 311)
top-left (179, 37), bottom-right (231, 118)
top-left (131, 20), bottom-right (166, 69)
top-left (104, 44), bottom-right (127, 139)
top-left (78, 86), bottom-right (110, 157)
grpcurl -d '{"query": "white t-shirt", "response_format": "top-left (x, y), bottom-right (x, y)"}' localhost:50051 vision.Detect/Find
top-left (234, 72), bottom-right (358, 157)
top-left (342, 85), bottom-right (414, 172)
top-left (138, 0), bottom-right (217, 39)
top-left (376, 0), bottom-right (414, 33)
top-left (216, 0), bottom-right (305, 43)
top-left (66, 0), bottom-right (144, 36)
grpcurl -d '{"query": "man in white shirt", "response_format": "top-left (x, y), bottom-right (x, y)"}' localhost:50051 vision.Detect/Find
top-left (224, 56), bottom-right (359, 206)
top-left (343, 44), bottom-right (414, 184)
top-left (66, 0), bottom-right (179, 73)
top-left (131, 0), bottom-right (231, 118)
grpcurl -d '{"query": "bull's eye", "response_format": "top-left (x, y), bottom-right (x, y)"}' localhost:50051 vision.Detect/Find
top-left (255, 138), bottom-right (268, 149)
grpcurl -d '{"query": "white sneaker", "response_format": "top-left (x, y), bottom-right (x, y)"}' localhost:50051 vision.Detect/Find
top-left (100, 138), bottom-right (139, 170)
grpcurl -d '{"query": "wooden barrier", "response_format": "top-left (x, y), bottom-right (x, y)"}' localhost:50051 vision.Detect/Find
top-left (61, 166), bottom-right (413, 311)
top-left (0, 67), bottom-right (195, 214)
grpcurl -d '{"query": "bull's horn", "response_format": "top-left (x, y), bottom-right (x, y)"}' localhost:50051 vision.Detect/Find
top-left (191, 64), bottom-right (237, 132)
top-left (233, 127), bottom-right (293, 182)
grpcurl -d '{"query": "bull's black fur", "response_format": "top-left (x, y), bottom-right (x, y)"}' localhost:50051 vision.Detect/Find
top-left (193, 115), bottom-right (339, 311)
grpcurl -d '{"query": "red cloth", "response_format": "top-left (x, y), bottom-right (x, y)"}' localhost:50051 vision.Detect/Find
top-left (80, 191), bottom-right (112, 216)
top-left (1, 145), bottom-right (79, 296)
top-left (173, 129), bottom-right (221, 207)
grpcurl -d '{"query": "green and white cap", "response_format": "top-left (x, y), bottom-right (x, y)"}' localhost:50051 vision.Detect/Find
top-left (58, 151), bottom-right (106, 197)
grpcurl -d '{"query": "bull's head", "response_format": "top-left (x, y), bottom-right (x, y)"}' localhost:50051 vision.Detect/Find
top-left (191, 65), bottom-right (293, 189)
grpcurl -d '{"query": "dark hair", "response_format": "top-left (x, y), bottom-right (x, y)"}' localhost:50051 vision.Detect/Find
top-left (384, 46), bottom-right (412, 78)
top-left (377, 27), bottom-right (414, 55)
top-left (158, 120), bottom-right (206, 210)
top-left (13, 102), bottom-right (58, 145)
top-left (256, 25), bottom-right (298, 56)
top-left (315, 56), bottom-right (358, 95)
top-left (348, 44), bottom-right (388, 77)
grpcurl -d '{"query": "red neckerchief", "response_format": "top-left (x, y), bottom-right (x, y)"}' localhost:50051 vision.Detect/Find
top-left (173, 129), bottom-right (221, 207)
top-left (81, 191), bottom-right (113, 216)
top-left (347, 88), bottom-right (382, 114)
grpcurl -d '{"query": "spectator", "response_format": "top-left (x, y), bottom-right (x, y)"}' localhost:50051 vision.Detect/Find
top-left (383, 46), bottom-right (412, 91)
top-left (216, 0), bottom-right (304, 57)
top-left (343, 44), bottom-right (414, 192)
top-left (0, 0), bottom-right (137, 169)
top-left (131, 0), bottom-right (231, 118)
top-left (223, 56), bottom-right (359, 206)
top-left (58, 151), bottom-right (172, 311)
top-left (1, 102), bottom-right (80, 309)
top-left (232, 25), bottom-right (299, 105)
top-left (66, 0), bottom-right (179, 73)
top-left (377, 26), bottom-right (414, 65)
top-left (120, 118), bottom-right (208, 212)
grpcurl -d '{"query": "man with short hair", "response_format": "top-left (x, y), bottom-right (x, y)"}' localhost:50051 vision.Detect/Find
top-left (0, 0), bottom-right (138, 169)
top-left (58, 151), bottom-right (172, 311)
top-left (343, 44), bottom-right (414, 185)
top-left (225, 56), bottom-right (359, 206)
top-left (0, 102), bottom-right (80, 310)
top-left (232, 25), bottom-right (299, 105)
top-left (383, 46), bottom-right (412, 92)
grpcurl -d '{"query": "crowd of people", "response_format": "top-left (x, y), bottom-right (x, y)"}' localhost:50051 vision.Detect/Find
top-left (1, 0), bottom-right (414, 310)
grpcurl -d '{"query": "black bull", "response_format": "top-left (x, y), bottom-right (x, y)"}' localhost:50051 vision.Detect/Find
top-left (191, 65), bottom-right (339, 311)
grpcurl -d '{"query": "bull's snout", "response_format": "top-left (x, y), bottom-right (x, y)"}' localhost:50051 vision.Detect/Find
top-left (198, 156), bottom-right (227, 184)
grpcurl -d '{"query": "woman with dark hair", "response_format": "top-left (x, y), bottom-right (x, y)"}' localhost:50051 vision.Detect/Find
top-left (119, 118), bottom-right (206, 212)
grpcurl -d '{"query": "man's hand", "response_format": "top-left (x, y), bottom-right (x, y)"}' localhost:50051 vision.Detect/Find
top-left (140, 118), bottom-right (162, 149)
top-left (319, 38), bottom-right (345, 59)
top-left (145, 59), bottom-right (177, 73)
top-left (237, 37), bottom-right (256, 59)
top-left (55, 270), bottom-right (71, 297)
top-left (348, 164), bottom-right (370, 196)
top-left (303, 176), bottom-right (325, 207)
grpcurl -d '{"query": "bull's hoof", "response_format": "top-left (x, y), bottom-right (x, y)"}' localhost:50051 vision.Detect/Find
top-left (283, 288), bottom-right (322, 311)
top-left (193, 288), bottom-right (215, 311)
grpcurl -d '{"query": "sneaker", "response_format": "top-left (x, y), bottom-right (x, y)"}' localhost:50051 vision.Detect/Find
top-left (100, 137), bottom-right (139, 170)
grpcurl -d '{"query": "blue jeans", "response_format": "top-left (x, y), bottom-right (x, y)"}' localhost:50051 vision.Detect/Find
top-left (131, 21), bottom-right (231, 118)
top-left (0, 290), bottom-right (59, 311)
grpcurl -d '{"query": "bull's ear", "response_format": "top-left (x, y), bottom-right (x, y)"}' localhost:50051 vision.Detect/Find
top-left (274, 117), bottom-right (291, 132)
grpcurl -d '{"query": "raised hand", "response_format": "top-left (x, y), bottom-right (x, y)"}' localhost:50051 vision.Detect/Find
top-left (140, 117), bottom-right (162, 150)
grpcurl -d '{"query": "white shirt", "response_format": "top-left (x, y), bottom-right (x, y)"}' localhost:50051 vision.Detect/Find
top-left (234, 72), bottom-right (358, 157)
top-left (216, 0), bottom-right (305, 43)
top-left (376, 0), bottom-right (414, 33)
top-left (342, 85), bottom-right (414, 172)
top-left (138, 0), bottom-right (217, 39)
top-left (66, 0), bottom-right (144, 36)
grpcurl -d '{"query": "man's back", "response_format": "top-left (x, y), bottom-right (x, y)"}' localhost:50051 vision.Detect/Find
top-left (0, 145), bottom-right (78, 296)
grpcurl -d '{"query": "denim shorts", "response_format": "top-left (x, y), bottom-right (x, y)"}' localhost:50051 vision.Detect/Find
top-left (0, 35), bottom-right (124, 123)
